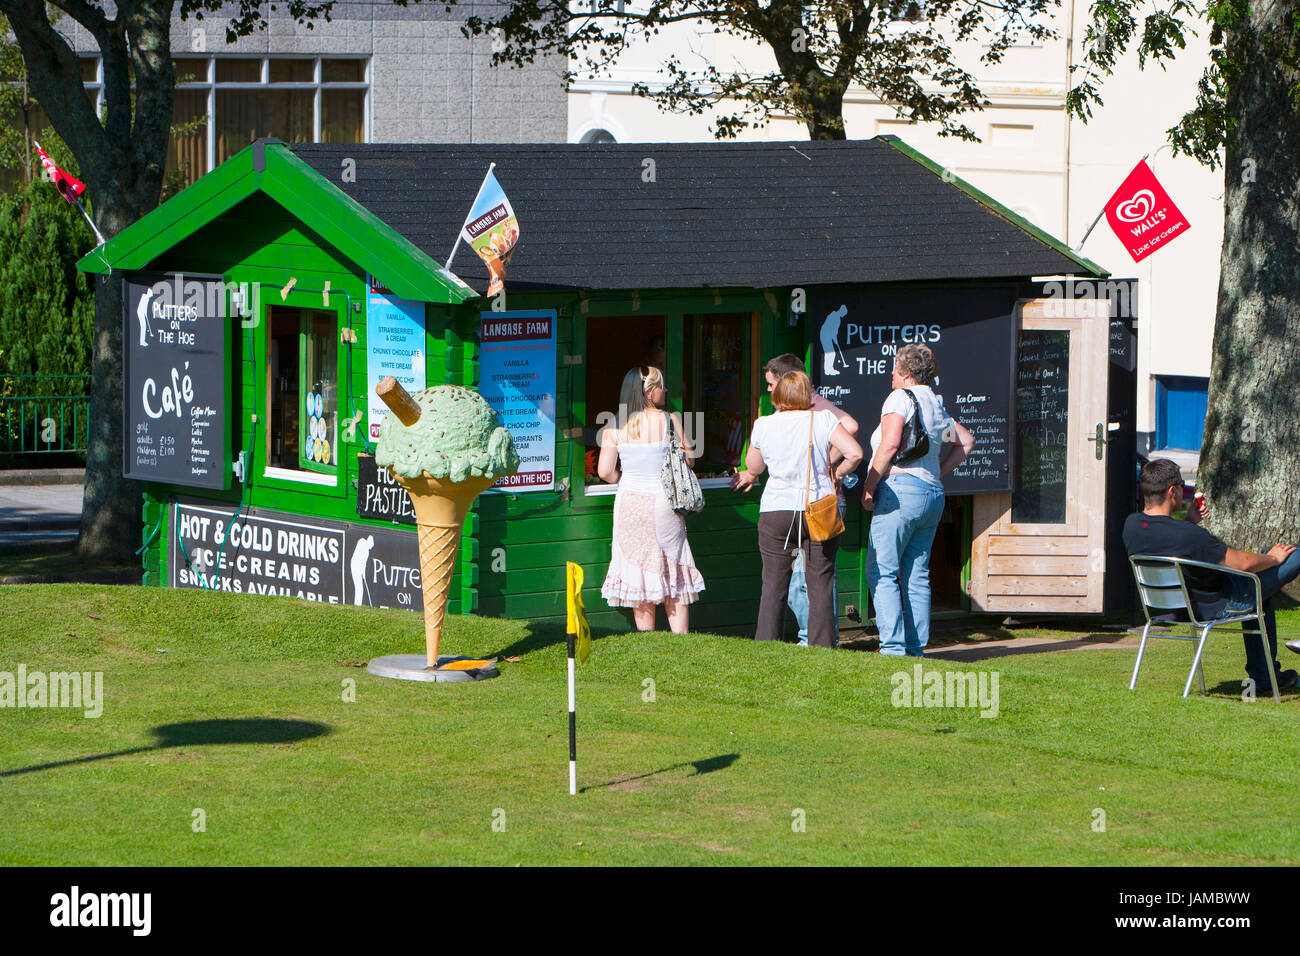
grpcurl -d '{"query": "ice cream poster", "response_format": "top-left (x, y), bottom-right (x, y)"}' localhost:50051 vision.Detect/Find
top-left (460, 170), bottom-right (518, 297)
top-left (366, 277), bottom-right (426, 442)
top-left (478, 310), bottom-right (556, 491)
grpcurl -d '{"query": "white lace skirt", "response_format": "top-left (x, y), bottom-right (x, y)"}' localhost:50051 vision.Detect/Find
top-left (601, 489), bottom-right (706, 607)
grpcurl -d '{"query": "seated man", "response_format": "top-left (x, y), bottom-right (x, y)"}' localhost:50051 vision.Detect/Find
top-left (1123, 458), bottom-right (1300, 692)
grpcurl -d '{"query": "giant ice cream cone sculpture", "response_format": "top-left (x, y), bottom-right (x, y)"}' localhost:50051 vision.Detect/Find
top-left (374, 377), bottom-right (519, 667)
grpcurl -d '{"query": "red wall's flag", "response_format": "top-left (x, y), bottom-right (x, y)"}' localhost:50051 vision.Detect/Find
top-left (1104, 160), bottom-right (1191, 263)
top-left (33, 141), bottom-right (86, 204)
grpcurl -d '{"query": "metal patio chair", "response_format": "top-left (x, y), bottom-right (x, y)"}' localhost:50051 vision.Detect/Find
top-left (1128, 555), bottom-right (1280, 703)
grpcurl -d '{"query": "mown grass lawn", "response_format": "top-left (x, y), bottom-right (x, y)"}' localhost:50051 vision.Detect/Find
top-left (2, 583), bottom-right (1299, 866)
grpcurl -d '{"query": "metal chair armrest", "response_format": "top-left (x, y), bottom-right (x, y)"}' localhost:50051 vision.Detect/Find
top-left (1130, 554), bottom-right (1263, 627)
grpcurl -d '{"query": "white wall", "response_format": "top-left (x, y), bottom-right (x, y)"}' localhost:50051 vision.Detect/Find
top-left (568, 2), bottom-right (1223, 442)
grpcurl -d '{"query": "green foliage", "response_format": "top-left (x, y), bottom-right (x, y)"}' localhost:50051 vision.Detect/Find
top-left (453, 0), bottom-right (1061, 140)
top-left (0, 175), bottom-right (96, 379)
top-left (1069, 0), bottom-right (1300, 167)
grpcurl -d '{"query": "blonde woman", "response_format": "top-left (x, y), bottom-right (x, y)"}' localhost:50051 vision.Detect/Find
top-left (598, 366), bottom-right (705, 632)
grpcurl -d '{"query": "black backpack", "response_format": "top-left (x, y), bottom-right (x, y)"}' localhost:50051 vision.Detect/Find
top-left (893, 388), bottom-right (931, 466)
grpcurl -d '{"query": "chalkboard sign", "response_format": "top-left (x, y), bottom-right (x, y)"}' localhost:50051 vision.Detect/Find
top-left (1011, 330), bottom-right (1070, 523)
top-left (172, 500), bottom-right (426, 610)
top-left (356, 453), bottom-right (415, 525)
top-left (810, 285), bottom-right (1016, 494)
top-left (123, 274), bottom-right (230, 489)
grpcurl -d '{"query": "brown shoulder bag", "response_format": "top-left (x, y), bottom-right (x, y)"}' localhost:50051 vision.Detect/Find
top-left (804, 410), bottom-right (844, 542)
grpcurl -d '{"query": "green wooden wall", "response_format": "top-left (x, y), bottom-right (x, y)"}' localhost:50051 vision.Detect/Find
top-left (137, 193), bottom-right (474, 610)
top-left (472, 289), bottom-right (866, 637)
top-left (131, 193), bottom-right (868, 638)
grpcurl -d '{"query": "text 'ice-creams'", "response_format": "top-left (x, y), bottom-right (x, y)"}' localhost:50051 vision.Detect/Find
top-left (375, 377), bottom-right (519, 666)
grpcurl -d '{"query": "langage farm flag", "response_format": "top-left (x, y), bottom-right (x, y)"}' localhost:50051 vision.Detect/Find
top-left (456, 166), bottom-right (518, 297)
top-left (1104, 160), bottom-right (1190, 263)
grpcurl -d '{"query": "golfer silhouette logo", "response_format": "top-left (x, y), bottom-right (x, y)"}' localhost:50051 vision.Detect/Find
top-left (350, 535), bottom-right (374, 606)
top-left (137, 288), bottom-right (154, 348)
top-left (820, 305), bottom-right (848, 376)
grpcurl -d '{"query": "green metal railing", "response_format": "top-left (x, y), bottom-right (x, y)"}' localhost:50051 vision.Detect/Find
top-left (0, 375), bottom-right (91, 455)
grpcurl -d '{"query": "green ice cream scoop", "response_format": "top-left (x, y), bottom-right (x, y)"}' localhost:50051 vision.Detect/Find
top-left (375, 382), bottom-right (520, 482)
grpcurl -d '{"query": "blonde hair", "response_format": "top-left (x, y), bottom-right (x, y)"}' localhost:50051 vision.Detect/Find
top-left (772, 370), bottom-right (813, 411)
top-left (619, 365), bottom-right (664, 440)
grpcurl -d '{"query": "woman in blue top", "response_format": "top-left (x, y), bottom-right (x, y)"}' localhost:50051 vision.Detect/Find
top-left (861, 344), bottom-right (975, 657)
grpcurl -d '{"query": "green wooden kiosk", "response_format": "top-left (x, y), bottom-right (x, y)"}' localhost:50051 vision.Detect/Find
top-left (80, 137), bottom-right (1136, 636)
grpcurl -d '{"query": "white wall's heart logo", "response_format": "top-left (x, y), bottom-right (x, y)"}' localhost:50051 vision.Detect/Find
top-left (1116, 189), bottom-right (1156, 223)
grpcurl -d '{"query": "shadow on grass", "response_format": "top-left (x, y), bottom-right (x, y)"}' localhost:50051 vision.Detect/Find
top-left (1, 718), bottom-right (330, 777)
top-left (486, 619), bottom-right (631, 660)
top-left (925, 633), bottom-right (1135, 662)
top-left (581, 752), bottom-right (740, 792)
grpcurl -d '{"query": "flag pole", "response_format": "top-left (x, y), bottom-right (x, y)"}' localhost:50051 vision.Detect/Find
top-left (74, 198), bottom-right (106, 246)
top-left (1072, 152), bottom-right (1149, 253)
top-left (445, 162), bottom-right (496, 272)
top-left (567, 628), bottom-right (577, 795)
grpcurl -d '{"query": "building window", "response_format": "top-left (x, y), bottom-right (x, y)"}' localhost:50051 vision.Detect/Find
top-left (268, 306), bottom-right (339, 476)
top-left (582, 311), bottom-right (757, 492)
top-left (584, 316), bottom-right (665, 488)
top-left (682, 313), bottom-right (749, 478)
top-left (76, 56), bottom-right (369, 190)
top-left (1155, 375), bottom-right (1209, 452)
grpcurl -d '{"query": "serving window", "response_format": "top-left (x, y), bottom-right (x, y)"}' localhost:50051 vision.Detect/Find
top-left (682, 313), bottom-right (750, 479)
top-left (581, 309), bottom-right (759, 494)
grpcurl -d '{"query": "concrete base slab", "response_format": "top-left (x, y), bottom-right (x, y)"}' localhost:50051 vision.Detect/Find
top-left (366, 653), bottom-right (500, 683)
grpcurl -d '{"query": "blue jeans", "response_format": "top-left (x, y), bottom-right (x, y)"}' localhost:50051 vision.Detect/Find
top-left (867, 474), bottom-right (946, 657)
top-left (789, 500), bottom-right (846, 647)
top-left (1220, 547), bottom-right (1300, 687)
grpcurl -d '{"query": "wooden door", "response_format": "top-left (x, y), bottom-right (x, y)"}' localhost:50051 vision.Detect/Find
top-left (969, 297), bottom-right (1110, 613)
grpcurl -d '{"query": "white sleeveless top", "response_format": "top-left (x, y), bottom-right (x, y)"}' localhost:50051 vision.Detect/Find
top-left (617, 440), bottom-right (667, 494)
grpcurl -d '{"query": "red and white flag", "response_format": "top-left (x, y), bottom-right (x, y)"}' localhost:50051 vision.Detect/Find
top-left (1104, 160), bottom-right (1190, 263)
top-left (33, 140), bottom-right (86, 204)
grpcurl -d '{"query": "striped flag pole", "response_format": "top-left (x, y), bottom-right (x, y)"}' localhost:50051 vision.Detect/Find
top-left (567, 630), bottom-right (577, 796)
top-left (563, 560), bottom-right (590, 796)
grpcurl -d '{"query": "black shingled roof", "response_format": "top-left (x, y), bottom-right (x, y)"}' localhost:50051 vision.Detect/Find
top-left (290, 138), bottom-right (1105, 294)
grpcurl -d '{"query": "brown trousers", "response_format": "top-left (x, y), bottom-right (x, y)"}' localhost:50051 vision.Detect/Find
top-left (755, 510), bottom-right (840, 648)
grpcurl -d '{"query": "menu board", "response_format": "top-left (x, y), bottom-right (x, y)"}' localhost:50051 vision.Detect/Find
top-left (1011, 330), bottom-right (1070, 523)
top-left (810, 285), bottom-right (1016, 494)
top-left (366, 277), bottom-right (426, 442)
top-left (478, 309), bottom-right (557, 491)
top-left (123, 274), bottom-right (230, 489)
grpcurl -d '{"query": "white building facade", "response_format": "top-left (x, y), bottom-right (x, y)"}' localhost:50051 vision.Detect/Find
top-left (568, 1), bottom-right (1221, 462)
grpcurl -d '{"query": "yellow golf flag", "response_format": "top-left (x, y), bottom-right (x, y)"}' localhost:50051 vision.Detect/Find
top-left (565, 561), bottom-right (592, 665)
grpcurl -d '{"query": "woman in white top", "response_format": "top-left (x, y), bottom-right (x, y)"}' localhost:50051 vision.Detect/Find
top-left (860, 343), bottom-right (975, 657)
top-left (598, 366), bottom-right (705, 633)
top-left (745, 370), bottom-right (863, 647)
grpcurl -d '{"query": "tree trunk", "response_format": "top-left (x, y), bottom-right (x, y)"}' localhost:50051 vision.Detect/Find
top-left (76, 194), bottom-right (150, 563)
top-left (1199, 2), bottom-right (1300, 551)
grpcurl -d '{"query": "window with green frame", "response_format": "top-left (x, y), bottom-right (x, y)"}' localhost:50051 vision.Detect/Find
top-left (268, 305), bottom-right (339, 474)
top-left (682, 312), bottom-right (752, 479)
